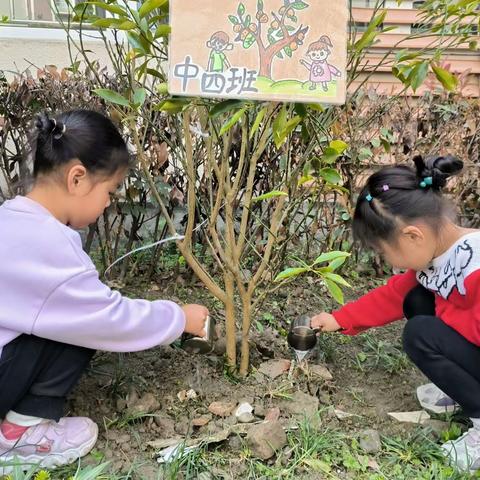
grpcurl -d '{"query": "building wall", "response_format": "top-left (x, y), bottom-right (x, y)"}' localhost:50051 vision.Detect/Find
top-left (0, 1), bottom-right (478, 95)
top-left (0, 27), bottom-right (113, 77)
top-left (351, 1), bottom-right (480, 96)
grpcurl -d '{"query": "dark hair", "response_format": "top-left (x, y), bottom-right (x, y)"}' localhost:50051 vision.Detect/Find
top-left (33, 109), bottom-right (129, 178)
top-left (353, 155), bottom-right (464, 249)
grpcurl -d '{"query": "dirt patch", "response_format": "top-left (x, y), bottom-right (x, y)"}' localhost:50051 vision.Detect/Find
top-left (67, 276), bottom-right (433, 478)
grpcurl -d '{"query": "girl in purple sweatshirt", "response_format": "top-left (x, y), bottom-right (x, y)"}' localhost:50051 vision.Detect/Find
top-left (0, 110), bottom-right (209, 472)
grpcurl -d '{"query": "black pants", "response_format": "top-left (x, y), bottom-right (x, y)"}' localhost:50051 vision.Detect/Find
top-left (403, 285), bottom-right (480, 418)
top-left (0, 335), bottom-right (94, 421)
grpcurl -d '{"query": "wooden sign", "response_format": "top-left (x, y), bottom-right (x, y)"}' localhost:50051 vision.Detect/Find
top-left (169, 0), bottom-right (348, 104)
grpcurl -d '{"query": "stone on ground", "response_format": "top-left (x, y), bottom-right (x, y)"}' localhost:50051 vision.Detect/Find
top-left (246, 421), bottom-right (287, 460)
top-left (128, 393), bottom-right (160, 415)
top-left (208, 401), bottom-right (237, 417)
top-left (279, 390), bottom-right (319, 420)
top-left (359, 429), bottom-right (382, 453)
top-left (258, 359), bottom-right (291, 380)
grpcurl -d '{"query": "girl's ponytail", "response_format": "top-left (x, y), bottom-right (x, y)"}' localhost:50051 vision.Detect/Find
top-left (413, 155), bottom-right (464, 191)
top-left (353, 154), bottom-right (464, 248)
top-left (33, 109), bottom-right (129, 178)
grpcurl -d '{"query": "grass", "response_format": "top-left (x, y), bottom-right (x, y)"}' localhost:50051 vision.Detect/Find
top-left (353, 333), bottom-right (412, 374)
top-left (254, 75), bottom-right (339, 99)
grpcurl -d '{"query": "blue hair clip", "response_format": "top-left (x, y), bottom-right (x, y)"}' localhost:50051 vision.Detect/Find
top-left (365, 194), bottom-right (373, 202)
top-left (420, 176), bottom-right (433, 188)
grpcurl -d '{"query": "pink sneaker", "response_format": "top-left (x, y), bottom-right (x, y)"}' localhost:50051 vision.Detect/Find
top-left (0, 417), bottom-right (98, 474)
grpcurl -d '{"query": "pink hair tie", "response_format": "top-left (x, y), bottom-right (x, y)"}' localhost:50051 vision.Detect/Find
top-left (382, 185), bottom-right (390, 192)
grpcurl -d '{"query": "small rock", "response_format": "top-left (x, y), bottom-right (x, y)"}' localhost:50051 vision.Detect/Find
top-left (359, 429), bottom-right (382, 453)
top-left (422, 419), bottom-right (450, 440)
top-left (388, 410), bottom-right (430, 424)
top-left (246, 421), bottom-right (287, 460)
top-left (177, 389), bottom-right (198, 402)
top-left (228, 435), bottom-right (243, 451)
top-left (334, 409), bottom-right (358, 421)
top-left (224, 415), bottom-right (238, 426)
top-left (254, 404), bottom-right (266, 418)
top-left (238, 413), bottom-right (255, 423)
top-left (192, 415), bottom-right (212, 427)
top-left (126, 388), bottom-right (139, 408)
top-left (235, 402), bottom-right (253, 418)
top-left (154, 415), bottom-right (176, 437)
top-left (258, 359), bottom-right (291, 380)
top-left (318, 391), bottom-right (331, 405)
top-left (128, 393), bottom-right (160, 415)
top-left (279, 391), bottom-right (319, 420)
top-left (264, 407), bottom-right (281, 422)
top-left (208, 401), bottom-right (236, 417)
top-left (309, 364), bottom-right (333, 381)
top-left (116, 433), bottom-right (131, 445)
top-left (174, 417), bottom-right (190, 435)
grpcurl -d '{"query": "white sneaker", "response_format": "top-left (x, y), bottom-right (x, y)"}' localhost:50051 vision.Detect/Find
top-left (0, 417), bottom-right (98, 474)
top-left (442, 428), bottom-right (480, 472)
top-left (417, 383), bottom-right (459, 414)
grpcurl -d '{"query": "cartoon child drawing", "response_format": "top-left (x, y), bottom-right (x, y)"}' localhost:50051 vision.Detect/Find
top-left (206, 31), bottom-right (233, 73)
top-left (300, 35), bottom-right (341, 92)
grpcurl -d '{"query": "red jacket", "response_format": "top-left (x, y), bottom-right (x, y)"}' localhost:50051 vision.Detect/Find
top-left (333, 232), bottom-right (480, 346)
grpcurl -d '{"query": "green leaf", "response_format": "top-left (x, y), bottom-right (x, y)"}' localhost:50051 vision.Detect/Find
top-left (409, 61), bottom-right (429, 92)
top-left (354, 10), bottom-right (386, 52)
top-left (154, 24), bottom-right (171, 38)
top-left (133, 87), bottom-right (146, 106)
top-left (322, 147), bottom-right (340, 164)
top-left (84, 1), bottom-right (127, 16)
top-left (323, 272), bottom-right (351, 288)
top-left (250, 106), bottom-right (267, 139)
top-left (209, 99), bottom-right (245, 118)
top-left (319, 167), bottom-right (342, 185)
top-left (432, 65), bottom-right (458, 92)
top-left (94, 88), bottom-right (130, 107)
top-left (307, 103), bottom-right (324, 112)
top-left (329, 256), bottom-right (347, 271)
top-left (291, 1), bottom-right (309, 9)
top-left (238, 3), bottom-right (246, 16)
top-left (272, 105), bottom-right (287, 146)
top-left (253, 190), bottom-right (288, 202)
top-left (275, 267), bottom-right (309, 282)
top-left (257, 0), bottom-right (264, 11)
top-left (330, 139), bottom-right (348, 154)
top-left (228, 15), bottom-right (239, 25)
top-left (324, 279), bottom-right (344, 304)
top-left (118, 20), bottom-right (137, 30)
top-left (284, 46), bottom-right (293, 57)
top-left (156, 98), bottom-right (189, 114)
top-left (313, 251), bottom-right (350, 266)
top-left (92, 18), bottom-right (123, 28)
top-left (139, 0), bottom-right (168, 18)
top-left (219, 107), bottom-right (247, 135)
top-left (157, 82), bottom-right (169, 94)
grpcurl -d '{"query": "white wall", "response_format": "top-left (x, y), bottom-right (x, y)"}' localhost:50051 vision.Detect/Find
top-left (0, 26), bottom-right (114, 77)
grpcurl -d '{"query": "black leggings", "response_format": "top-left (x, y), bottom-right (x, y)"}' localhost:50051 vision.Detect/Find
top-left (403, 285), bottom-right (480, 418)
top-left (0, 335), bottom-right (94, 421)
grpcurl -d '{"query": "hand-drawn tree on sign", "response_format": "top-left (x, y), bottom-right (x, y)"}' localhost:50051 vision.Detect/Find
top-left (229, 0), bottom-right (310, 79)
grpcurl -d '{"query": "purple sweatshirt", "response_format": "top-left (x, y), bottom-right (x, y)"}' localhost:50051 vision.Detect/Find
top-left (0, 196), bottom-right (186, 357)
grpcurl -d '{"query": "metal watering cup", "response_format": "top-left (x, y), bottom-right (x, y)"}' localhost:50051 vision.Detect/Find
top-left (287, 315), bottom-right (319, 359)
top-left (181, 315), bottom-right (215, 354)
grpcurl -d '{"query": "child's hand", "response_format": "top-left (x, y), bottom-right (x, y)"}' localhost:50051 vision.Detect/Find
top-left (311, 312), bottom-right (341, 332)
top-left (182, 304), bottom-right (209, 337)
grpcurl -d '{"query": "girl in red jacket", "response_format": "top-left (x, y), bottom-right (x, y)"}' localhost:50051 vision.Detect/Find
top-left (312, 155), bottom-right (480, 473)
